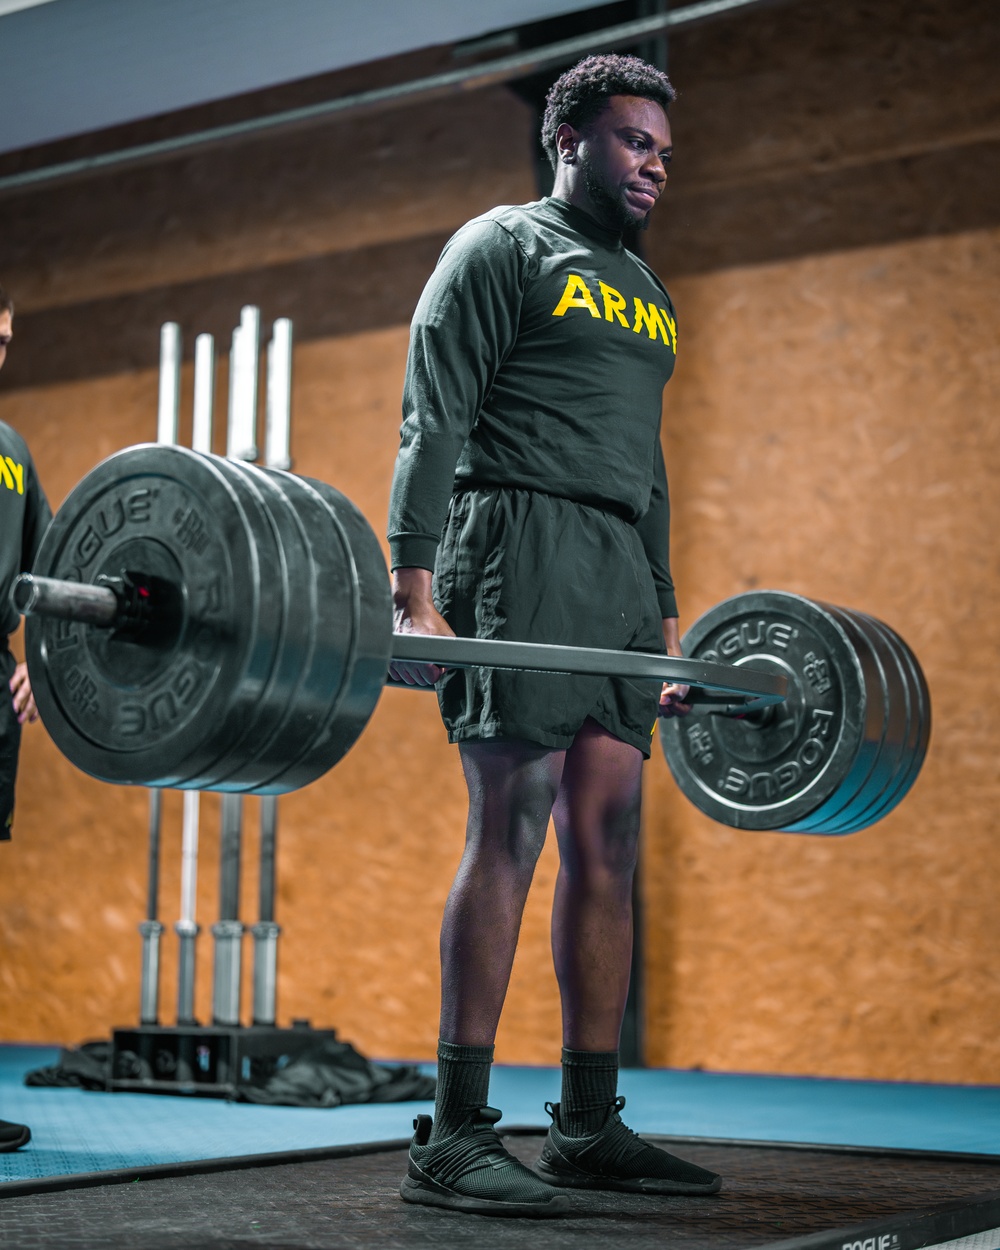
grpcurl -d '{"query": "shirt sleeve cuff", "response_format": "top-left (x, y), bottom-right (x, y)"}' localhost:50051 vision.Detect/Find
top-left (657, 588), bottom-right (679, 619)
top-left (388, 534), bottom-right (439, 572)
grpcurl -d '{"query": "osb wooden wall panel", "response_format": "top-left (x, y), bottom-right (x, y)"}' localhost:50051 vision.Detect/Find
top-left (0, 72), bottom-right (564, 1062)
top-left (1, 0), bottom-right (997, 1079)
top-left (0, 332), bottom-right (563, 1062)
top-left (640, 226), bottom-right (1000, 1082)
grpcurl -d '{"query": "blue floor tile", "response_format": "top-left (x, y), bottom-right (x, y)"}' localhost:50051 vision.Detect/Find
top-left (2, 1044), bottom-right (997, 1186)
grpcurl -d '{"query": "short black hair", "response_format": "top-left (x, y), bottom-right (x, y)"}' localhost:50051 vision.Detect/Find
top-left (540, 53), bottom-right (676, 169)
top-left (0, 284), bottom-right (12, 316)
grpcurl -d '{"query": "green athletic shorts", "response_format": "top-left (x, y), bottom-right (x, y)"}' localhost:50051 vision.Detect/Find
top-left (432, 487), bottom-right (665, 757)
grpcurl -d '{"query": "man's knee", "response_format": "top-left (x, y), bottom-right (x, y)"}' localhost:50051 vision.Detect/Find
top-left (461, 739), bottom-right (561, 868)
top-left (557, 794), bottom-right (642, 882)
top-left (466, 785), bottom-right (553, 867)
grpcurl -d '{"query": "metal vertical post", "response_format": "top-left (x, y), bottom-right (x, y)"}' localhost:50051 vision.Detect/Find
top-left (175, 330), bottom-right (215, 1026)
top-left (175, 790), bottom-right (201, 1025)
top-left (251, 796), bottom-right (280, 1026)
top-left (192, 333), bottom-right (215, 455)
top-left (156, 323), bottom-right (181, 445)
top-left (251, 317), bottom-right (293, 1026)
top-left (227, 305), bottom-right (260, 463)
top-left (138, 321), bottom-right (181, 1025)
top-left (211, 307), bottom-right (259, 1027)
top-left (212, 794), bottom-right (244, 1026)
top-left (264, 318), bottom-right (293, 471)
top-left (138, 790), bottom-right (163, 1024)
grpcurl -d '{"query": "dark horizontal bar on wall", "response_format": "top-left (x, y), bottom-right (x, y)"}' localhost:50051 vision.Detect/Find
top-left (0, 0), bottom-right (795, 196)
top-left (5, 130), bottom-right (999, 394)
top-left (0, 231), bottom-right (454, 391)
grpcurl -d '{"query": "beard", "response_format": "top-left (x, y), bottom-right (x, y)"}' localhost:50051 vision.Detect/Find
top-left (581, 153), bottom-right (651, 234)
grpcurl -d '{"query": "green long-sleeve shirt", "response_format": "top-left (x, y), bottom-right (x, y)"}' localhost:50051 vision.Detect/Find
top-left (1, 420), bottom-right (51, 639)
top-left (387, 196), bottom-right (680, 618)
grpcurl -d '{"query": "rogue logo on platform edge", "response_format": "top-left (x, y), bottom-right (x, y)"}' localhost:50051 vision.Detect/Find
top-left (842, 1234), bottom-right (901, 1250)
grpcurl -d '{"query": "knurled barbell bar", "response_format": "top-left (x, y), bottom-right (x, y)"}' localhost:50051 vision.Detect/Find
top-left (10, 444), bottom-right (785, 798)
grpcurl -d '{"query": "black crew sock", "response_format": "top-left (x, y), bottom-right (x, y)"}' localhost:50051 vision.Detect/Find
top-left (429, 1040), bottom-right (494, 1142)
top-left (559, 1047), bottom-right (619, 1137)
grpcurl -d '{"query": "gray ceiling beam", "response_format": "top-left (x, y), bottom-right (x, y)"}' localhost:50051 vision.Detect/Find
top-left (0, 0), bottom-right (795, 196)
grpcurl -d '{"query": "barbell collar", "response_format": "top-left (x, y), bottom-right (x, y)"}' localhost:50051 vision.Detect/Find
top-left (390, 632), bottom-right (787, 705)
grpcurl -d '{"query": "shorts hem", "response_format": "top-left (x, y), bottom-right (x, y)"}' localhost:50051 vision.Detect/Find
top-left (588, 711), bottom-right (655, 760)
top-left (446, 718), bottom-right (653, 758)
top-left (447, 722), bottom-right (576, 751)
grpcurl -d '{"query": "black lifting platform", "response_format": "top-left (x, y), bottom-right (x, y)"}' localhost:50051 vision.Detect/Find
top-left (1, 1131), bottom-right (998, 1250)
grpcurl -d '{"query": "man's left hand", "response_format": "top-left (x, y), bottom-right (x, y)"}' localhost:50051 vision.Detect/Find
top-left (10, 662), bottom-right (39, 724)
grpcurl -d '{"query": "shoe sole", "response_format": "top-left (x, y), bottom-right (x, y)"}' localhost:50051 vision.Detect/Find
top-left (0, 1128), bottom-right (30, 1153)
top-left (400, 1175), bottom-right (570, 1217)
top-left (535, 1160), bottom-right (721, 1196)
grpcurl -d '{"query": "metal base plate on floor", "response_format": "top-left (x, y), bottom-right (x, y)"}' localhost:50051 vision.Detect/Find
top-left (109, 1022), bottom-right (339, 1097)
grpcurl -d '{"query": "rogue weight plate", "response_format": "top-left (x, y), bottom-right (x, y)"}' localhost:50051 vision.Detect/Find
top-left (659, 591), bottom-right (931, 834)
top-left (206, 458), bottom-right (323, 791)
top-left (257, 474), bottom-right (392, 792)
top-left (229, 469), bottom-right (392, 793)
top-left (25, 444), bottom-right (283, 789)
top-left (660, 591), bottom-right (871, 833)
top-left (786, 603), bottom-right (901, 834)
top-left (822, 610), bottom-right (930, 833)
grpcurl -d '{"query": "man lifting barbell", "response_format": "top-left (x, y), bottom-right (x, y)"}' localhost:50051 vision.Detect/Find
top-left (386, 55), bottom-right (722, 1216)
top-left (4, 55), bottom-right (929, 1211)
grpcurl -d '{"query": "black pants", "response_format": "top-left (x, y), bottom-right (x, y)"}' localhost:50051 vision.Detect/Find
top-left (433, 488), bottom-right (664, 757)
top-left (0, 648), bottom-right (21, 840)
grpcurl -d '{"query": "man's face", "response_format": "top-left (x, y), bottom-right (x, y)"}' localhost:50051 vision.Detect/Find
top-left (574, 95), bottom-right (672, 233)
top-left (0, 310), bottom-right (11, 373)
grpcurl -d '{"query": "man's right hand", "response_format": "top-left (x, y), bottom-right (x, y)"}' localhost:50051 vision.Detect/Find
top-left (10, 662), bottom-right (39, 724)
top-left (389, 567), bottom-right (455, 687)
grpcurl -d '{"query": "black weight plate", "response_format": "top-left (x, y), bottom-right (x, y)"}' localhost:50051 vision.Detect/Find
top-left (845, 611), bottom-right (931, 831)
top-left (227, 468), bottom-right (375, 792)
top-left (206, 458), bottom-right (317, 790)
top-left (810, 606), bottom-right (909, 834)
top-left (253, 473), bottom-right (392, 793)
top-left (177, 454), bottom-right (291, 788)
top-left (659, 591), bottom-right (869, 831)
top-left (25, 445), bottom-right (280, 788)
top-left (790, 604), bottom-right (904, 834)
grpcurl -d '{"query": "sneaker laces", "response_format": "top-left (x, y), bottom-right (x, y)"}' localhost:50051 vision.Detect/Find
top-left (424, 1108), bottom-right (522, 1188)
top-left (594, 1097), bottom-right (654, 1170)
top-left (548, 1095), bottom-right (653, 1172)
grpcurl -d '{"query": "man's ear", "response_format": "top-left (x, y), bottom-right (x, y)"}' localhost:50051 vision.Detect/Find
top-left (555, 122), bottom-right (580, 164)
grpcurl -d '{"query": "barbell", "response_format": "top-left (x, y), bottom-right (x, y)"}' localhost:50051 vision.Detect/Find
top-left (10, 444), bottom-right (929, 834)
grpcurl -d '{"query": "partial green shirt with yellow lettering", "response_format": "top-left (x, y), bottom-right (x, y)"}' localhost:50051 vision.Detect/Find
top-left (0, 420), bottom-right (52, 638)
top-left (388, 196), bottom-right (679, 617)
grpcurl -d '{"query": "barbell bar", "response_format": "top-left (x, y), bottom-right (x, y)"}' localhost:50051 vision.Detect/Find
top-left (10, 444), bottom-right (785, 798)
top-left (13, 571), bottom-right (784, 710)
top-left (10, 443), bottom-right (930, 834)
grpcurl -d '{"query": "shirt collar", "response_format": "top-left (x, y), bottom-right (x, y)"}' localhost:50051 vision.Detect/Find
top-left (544, 197), bottom-right (623, 250)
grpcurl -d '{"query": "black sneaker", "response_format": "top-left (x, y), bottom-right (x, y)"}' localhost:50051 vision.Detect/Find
top-left (400, 1106), bottom-right (570, 1217)
top-left (536, 1097), bottom-right (721, 1195)
top-left (0, 1119), bottom-right (30, 1152)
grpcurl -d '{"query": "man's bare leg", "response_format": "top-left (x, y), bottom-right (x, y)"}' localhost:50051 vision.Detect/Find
top-left (538, 717), bottom-right (721, 1195)
top-left (440, 738), bottom-right (565, 1045)
top-left (551, 717), bottom-right (643, 1055)
top-left (400, 739), bottom-right (571, 1217)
